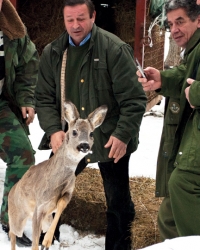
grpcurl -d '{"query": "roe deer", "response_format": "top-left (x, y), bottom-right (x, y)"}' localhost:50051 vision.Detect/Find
top-left (8, 101), bottom-right (107, 250)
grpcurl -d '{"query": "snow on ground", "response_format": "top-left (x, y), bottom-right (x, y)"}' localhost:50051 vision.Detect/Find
top-left (1, 98), bottom-right (199, 250)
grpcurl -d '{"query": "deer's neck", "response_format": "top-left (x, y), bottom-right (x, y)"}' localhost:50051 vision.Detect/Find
top-left (51, 144), bottom-right (85, 172)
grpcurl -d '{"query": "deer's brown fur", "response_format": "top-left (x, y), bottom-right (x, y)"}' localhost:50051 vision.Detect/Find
top-left (8, 101), bottom-right (107, 250)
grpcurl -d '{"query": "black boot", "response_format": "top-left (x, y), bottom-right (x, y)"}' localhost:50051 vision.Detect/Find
top-left (2, 224), bottom-right (32, 247)
top-left (16, 233), bottom-right (32, 247)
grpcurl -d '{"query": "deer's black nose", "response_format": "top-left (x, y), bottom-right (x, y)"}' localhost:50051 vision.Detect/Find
top-left (77, 143), bottom-right (90, 153)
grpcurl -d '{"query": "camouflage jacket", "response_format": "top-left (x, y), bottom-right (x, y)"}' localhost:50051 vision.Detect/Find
top-left (2, 33), bottom-right (39, 133)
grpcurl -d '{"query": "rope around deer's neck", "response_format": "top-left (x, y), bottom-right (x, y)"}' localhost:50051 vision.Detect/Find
top-left (60, 49), bottom-right (67, 131)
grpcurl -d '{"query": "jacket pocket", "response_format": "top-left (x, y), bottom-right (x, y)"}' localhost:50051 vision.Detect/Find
top-left (93, 62), bottom-right (118, 113)
top-left (163, 99), bottom-right (180, 142)
top-left (165, 100), bottom-right (180, 125)
top-left (93, 60), bottom-right (112, 90)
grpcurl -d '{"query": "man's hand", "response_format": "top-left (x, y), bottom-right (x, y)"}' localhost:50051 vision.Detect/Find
top-left (185, 78), bottom-right (195, 108)
top-left (104, 136), bottom-right (127, 163)
top-left (50, 131), bottom-right (65, 153)
top-left (21, 107), bottom-right (35, 125)
top-left (136, 67), bottom-right (162, 91)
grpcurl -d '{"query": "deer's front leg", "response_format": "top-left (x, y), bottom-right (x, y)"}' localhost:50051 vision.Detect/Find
top-left (41, 193), bottom-right (72, 249)
top-left (32, 208), bottom-right (43, 250)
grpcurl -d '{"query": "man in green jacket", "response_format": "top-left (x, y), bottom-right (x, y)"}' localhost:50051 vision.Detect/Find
top-left (0, 0), bottom-right (39, 246)
top-left (35, 0), bottom-right (146, 249)
top-left (138, 0), bottom-right (200, 241)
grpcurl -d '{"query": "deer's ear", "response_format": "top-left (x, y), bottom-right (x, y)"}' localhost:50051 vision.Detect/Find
top-left (64, 101), bottom-right (80, 123)
top-left (88, 105), bottom-right (108, 129)
top-left (65, 132), bottom-right (69, 143)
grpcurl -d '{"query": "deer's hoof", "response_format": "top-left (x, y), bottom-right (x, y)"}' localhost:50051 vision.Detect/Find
top-left (41, 245), bottom-right (49, 250)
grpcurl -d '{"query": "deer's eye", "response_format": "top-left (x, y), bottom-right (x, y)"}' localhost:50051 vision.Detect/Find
top-left (72, 130), bottom-right (78, 136)
top-left (90, 132), bottom-right (93, 138)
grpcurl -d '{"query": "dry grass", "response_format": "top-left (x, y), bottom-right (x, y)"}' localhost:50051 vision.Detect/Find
top-left (61, 168), bottom-right (162, 250)
top-left (130, 177), bottom-right (162, 249)
top-left (18, 0), bottom-right (65, 55)
top-left (114, 0), bottom-right (136, 48)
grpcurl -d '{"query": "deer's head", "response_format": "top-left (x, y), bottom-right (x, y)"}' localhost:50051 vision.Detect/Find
top-left (63, 101), bottom-right (108, 158)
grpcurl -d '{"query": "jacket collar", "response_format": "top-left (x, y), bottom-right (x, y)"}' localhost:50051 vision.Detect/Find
top-left (0, 0), bottom-right (25, 40)
top-left (184, 28), bottom-right (200, 56)
top-left (51, 24), bottom-right (98, 55)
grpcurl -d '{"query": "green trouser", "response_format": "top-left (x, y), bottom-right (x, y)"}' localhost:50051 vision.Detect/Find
top-left (0, 99), bottom-right (35, 226)
top-left (158, 167), bottom-right (200, 241)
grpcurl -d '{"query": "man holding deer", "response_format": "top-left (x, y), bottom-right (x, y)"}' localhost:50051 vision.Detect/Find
top-left (35, 0), bottom-right (146, 249)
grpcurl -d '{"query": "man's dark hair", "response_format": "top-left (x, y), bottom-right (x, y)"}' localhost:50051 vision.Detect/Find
top-left (165, 0), bottom-right (200, 21)
top-left (63, 0), bottom-right (95, 18)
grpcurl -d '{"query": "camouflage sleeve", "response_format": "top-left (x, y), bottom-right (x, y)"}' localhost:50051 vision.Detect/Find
top-left (14, 33), bottom-right (39, 108)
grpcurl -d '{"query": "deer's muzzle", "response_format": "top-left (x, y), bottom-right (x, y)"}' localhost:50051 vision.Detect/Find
top-left (77, 143), bottom-right (90, 153)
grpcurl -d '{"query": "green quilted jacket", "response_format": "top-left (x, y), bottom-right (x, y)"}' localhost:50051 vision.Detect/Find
top-left (36, 24), bottom-right (147, 162)
top-left (156, 29), bottom-right (200, 197)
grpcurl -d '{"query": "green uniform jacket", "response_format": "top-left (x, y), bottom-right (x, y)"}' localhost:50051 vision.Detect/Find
top-left (155, 29), bottom-right (200, 197)
top-left (3, 33), bottom-right (39, 134)
top-left (36, 24), bottom-right (147, 163)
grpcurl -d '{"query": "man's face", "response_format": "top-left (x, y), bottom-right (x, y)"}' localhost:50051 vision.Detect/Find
top-left (167, 8), bottom-right (200, 48)
top-left (63, 4), bottom-right (95, 46)
top-left (0, 0), bottom-right (3, 11)
top-left (197, 0), bottom-right (200, 5)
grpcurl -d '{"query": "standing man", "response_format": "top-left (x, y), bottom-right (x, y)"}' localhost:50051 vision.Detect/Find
top-left (35, 0), bottom-right (146, 249)
top-left (0, 0), bottom-right (39, 246)
top-left (137, 0), bottom-right (200, 241)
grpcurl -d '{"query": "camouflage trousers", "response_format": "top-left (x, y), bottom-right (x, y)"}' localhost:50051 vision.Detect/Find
top-left (0, 99), bottom-right (35, 226)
